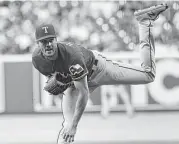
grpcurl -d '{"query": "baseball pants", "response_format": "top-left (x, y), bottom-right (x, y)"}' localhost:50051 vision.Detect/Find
top-left (88, 20), bottom-right (156, 93)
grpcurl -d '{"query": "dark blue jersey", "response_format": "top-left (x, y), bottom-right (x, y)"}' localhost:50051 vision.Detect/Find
top-left (32, 42), bottom-right (95, 82)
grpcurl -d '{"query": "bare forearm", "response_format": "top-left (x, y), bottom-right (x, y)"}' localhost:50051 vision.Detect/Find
top-left (71, 91), bottom-right (89, 127)
top-left (62, 88), bottom-right (78, 125)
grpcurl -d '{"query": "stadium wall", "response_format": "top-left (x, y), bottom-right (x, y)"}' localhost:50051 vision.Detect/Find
top-left (0, 51), bottom-right (179, 114)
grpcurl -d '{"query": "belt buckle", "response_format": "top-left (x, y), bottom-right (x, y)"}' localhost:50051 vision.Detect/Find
top-left (92, 59), bottom-right (98, 70)
top-left (94, 59), bottom-right (98, 66)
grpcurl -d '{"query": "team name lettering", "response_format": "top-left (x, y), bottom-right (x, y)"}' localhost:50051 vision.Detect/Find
top-left (42, 26), bottom-right (48, 33)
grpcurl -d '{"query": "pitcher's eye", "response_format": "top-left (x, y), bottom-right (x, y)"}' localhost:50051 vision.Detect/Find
top-left (39, 40), bottom-right (46, 44)
top-left (48, 38), bottom-right (54, 42)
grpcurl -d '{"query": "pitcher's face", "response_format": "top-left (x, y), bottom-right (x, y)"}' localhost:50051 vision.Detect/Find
top-left (38, 37), bottom-right (57, 57)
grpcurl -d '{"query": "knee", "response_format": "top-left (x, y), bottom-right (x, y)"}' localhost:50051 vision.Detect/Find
top-left (145, 72), bottom-right (155, 83)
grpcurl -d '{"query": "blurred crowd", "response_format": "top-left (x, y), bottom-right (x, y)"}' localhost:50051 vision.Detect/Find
top-left (0, 1), bottom-right (179, 54)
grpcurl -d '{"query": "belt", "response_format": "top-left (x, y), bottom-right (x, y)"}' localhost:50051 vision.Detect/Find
top-left (88, 59), bottom-right (98, 79)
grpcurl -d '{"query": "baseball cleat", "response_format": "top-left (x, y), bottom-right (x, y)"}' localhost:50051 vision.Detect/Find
top-left (134, 3), bottom-right (168, 21)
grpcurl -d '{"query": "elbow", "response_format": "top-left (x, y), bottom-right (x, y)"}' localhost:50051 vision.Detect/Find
top-left (81, 84), bottom-right (89, 95)
top-left (79, 88), bottom-right (89, 99)
top-left (82, 89), bottom-right (89, 97)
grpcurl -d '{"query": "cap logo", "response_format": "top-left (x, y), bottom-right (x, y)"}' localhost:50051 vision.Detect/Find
top-left (42, 26), bottom-right (48, 33)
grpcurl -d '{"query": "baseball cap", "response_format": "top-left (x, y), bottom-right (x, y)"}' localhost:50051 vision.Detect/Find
top-left (35, 24), bottom-right (56, 41)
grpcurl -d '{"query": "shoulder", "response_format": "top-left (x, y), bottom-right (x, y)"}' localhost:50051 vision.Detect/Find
top-left (31, 46), bottom-right (43, 68)
top-left (58, 41), bottom-right (81, 50)
top-left (57, 41), bottom-right (82, 56)
top-left (32, 46), bottom-right (41, 59)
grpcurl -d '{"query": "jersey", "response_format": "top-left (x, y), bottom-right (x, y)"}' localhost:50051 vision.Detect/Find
top-left (32, 42), bottom-right (95, 84)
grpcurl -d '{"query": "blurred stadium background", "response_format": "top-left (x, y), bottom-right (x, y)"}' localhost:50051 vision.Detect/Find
top-left (0, 0), bottom-right (179, 144)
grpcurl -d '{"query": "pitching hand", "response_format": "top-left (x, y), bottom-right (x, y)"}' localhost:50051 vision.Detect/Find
top-left (61, 124), bottom-right (77, 143)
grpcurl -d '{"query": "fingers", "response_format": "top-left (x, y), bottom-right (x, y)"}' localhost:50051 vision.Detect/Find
top-left (63, 134), bottom-right (74, 143)
top-left (67, 135), bottom-right (74, 143)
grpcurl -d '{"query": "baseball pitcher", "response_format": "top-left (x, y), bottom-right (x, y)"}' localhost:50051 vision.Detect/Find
top-left (32, 4), bottom-right (168, 144)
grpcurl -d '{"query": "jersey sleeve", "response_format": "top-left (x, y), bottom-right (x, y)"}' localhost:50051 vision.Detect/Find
top-left (69, 52), bottom-right (88, 81)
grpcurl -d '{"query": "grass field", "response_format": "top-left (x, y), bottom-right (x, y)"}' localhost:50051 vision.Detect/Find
top-left (0, 112), bottom-right (179, 144)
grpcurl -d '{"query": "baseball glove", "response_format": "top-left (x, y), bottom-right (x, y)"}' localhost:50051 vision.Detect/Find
top-left (44, 73), bottom-right (71, 95)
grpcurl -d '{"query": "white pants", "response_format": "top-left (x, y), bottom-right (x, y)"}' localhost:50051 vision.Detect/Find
top-left (88, 21), bottom-right (155, 92)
